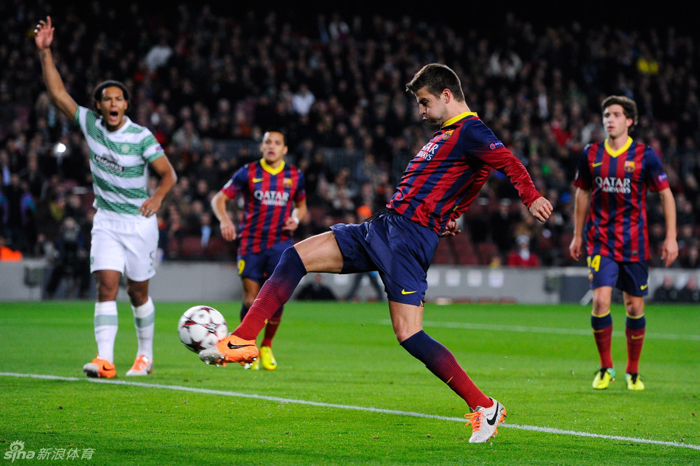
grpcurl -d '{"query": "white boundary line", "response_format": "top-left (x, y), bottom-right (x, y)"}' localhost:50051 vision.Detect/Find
top-left (382, 320), bottom-right (700, 341)
top-left (1, 372), bottom-right (698, 451)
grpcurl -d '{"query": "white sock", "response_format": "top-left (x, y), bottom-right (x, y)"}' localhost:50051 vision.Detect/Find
top-left (94, 301), bottom-right (118, 364)
top-left (132, 297), bottom-right (155, 360)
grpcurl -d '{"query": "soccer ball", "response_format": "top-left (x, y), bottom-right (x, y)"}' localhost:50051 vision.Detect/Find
top-left (177, 305), bottom-right (228, 353)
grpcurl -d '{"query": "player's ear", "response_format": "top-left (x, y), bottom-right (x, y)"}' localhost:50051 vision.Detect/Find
top-left (442, 88), bottom-right (451, 103)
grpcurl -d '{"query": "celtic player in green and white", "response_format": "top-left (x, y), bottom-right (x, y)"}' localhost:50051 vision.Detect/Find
top-left (35, 16), bottom-right (177, 378)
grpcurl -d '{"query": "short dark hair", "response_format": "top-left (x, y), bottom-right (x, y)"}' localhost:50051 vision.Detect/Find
top-left (93, 80), bottom-right (130, 109)
top-left (405, 63), bottom-right (465, 102)
top-left (263, 127), bottom-right (287, 145)
top-left (601, 95), bottom-right (638, 128)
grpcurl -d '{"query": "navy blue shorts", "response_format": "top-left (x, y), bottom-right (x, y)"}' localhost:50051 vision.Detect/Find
top-left (330, 210), bottom-right (438, 306)
top-left (238, 240), bottom-right (294, 284)
top-left (588, 254), bottom-right (649, 297)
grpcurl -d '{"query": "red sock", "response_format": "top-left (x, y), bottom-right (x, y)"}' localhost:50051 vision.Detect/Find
top-left (233, 248), bottom-right (306, 341)
top-left (261, 306), bottom-right (284, 347)
top-left (591, 312), bottom-right (614, 369)
top-left (625, 314), bottom-right (646, 374)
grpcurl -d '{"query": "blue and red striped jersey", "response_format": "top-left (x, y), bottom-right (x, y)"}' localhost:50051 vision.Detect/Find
top-left (387, 112), bottom-right (542, 235)
top-left (221, 159), bottom-right (306, 255)
top-left (573, 137), bottom-right (669, 262)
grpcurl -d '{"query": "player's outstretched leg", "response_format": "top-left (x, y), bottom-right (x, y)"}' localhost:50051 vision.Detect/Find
top-left (201, 248), bottom-right (306, 366)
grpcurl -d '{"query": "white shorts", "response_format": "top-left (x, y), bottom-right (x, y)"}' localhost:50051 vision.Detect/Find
top-left (90, 212), bottom-right (158, 282)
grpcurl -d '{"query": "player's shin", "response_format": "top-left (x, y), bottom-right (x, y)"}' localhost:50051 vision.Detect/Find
top-left (400, 330), bottom-right (491, 410)
top-left (234, 248), bottom-right (306, 340)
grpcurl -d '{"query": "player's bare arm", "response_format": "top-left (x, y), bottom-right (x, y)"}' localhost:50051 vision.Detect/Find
top-left (658, 187), bottom-right (679, 267)
top-left (34, 16), bottom-right (78, 121)
top-left (283, 199), bottom-right (307, 232)
top-left (210, 191), bottom-right (237, 241)
top-left (569, 187), bottom-right (592, 260)
top-left (139, 156), bottom-right (177, 218)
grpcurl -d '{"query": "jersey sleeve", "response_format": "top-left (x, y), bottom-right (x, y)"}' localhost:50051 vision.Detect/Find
top-left (141, 131), bottom-right (166, 163)
top-left (643, 147), bottom-right (670, 192)
top-left (221, 165), bottom-right (249, 199)
top-left (460, 121), bottom-right (542, 207)
top-left (74, 106), bottom-right (93, 136)
top-left (572, 146), bottom-right (593, 190)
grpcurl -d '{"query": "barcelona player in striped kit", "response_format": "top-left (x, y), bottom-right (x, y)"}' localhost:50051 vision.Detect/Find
top-left (570, 96), bottom-right (678, 391)
top-left (211, 129), bottom-right (306, 371)
top-left (201, 64), bottom-right (553, 443)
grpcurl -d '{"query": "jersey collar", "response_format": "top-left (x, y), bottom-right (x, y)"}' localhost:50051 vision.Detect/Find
top-left (605, 136), bottom-right (633, 157)
top-left (261, 159), bottom-right (285, 175)
top-left (442, 112), bottom-right (477, 128)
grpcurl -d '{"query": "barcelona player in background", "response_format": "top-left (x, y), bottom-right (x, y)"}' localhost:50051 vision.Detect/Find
top-left (201, 63), bottom-right (553, 443)
top-left (570, 96), bottom-right (678, 391)
top-left (210, 129), bottom-right (306, 371)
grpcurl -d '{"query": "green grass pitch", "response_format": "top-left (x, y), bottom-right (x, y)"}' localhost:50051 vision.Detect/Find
top-left (0, 300), bottom-right (698, 465)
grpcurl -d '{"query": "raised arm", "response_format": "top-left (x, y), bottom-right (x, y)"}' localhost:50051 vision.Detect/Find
top-left (34, 16), bottom-right (78, 120)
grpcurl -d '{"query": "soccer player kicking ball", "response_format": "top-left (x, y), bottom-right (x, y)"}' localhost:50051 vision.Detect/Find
top-left (201, 64), bottom-right (553, 443)
top-left (210, 129), bottom-right (306, 371)
top-left (570, 96), bottom-right (678, 391)
top-left (35, 17), bottom-right (177, 378)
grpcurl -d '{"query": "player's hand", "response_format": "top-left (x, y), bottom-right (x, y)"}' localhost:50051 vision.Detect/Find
top-left (34, 16), bottom-right (54, 50)
top-left (282, 215), bottom-right (300, 231)
top-left (440, 219), bottom-right (461, 237)
top-left (661, 237), bottom-right (679, 267)
top-left (138, 197), bottom-right (161, 218)
top-left (569, 235), bottom-right (583, 261)
top-left (529, 197), bottom-right (553, 223)
top-left (220, 222), bottom-right (237, 241)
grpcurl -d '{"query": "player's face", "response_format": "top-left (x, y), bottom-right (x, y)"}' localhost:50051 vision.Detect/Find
top-left (96, 86), bottom-right (128, 130)
top-left (414, 87), bottom-right (448, 126)
top-left (602, 104), bottom-right (632, 140)
top-left (260, 131), bottom-right (288, 166)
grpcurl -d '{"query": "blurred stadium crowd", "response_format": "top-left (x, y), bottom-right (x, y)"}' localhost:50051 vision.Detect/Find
top-left (1, 1), bottom-right (700, 281)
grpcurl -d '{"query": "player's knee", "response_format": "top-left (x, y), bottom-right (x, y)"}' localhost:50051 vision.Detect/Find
top-left (592, 297), bottom-right (611, 315)
top-left (127, 286), bottom-right (148, 306)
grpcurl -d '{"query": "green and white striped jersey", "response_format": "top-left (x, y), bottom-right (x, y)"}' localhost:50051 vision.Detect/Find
top-left (75, 106), bottom-right (165, 221)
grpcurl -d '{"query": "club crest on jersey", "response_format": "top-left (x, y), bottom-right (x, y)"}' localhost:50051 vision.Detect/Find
top-left (489, 141), bottom-right (505, 150)
top-left (441, 130), bottom-right (454, 140)
top-left (284, 178), bottom-right (293, 188)
top-left (624, 161), bottom-right (635, 173)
